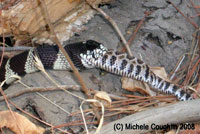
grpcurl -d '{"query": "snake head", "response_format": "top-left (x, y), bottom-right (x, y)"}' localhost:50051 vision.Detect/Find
top-left (82, 40), bottom-right (107, 58)
top-left (79, 40), bottom-right (107, 68)
top-left (65, 40), bottom-right (107, 69)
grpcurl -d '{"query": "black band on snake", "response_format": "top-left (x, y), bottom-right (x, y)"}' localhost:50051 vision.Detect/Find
top-left (0, 40), bottom-right (193, 101)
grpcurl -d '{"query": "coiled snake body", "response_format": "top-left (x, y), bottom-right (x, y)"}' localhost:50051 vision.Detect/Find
top-left (0, 40), bottom-right (193, 101)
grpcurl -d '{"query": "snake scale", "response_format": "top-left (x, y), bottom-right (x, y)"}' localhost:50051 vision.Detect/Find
top-left (0, 40), bottom-right (193, 101)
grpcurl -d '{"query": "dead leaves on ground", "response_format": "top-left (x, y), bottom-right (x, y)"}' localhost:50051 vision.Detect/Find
top-left (93, 91), bottom-right (112, 108)
top-left (0, 111), bottom-right (44, 134)
top-left (121, 66), bottom-right (170, 97)
top-left (121, 77), bottom-right (151, 95)
top-left (150, 67), bottom-right (170, 81)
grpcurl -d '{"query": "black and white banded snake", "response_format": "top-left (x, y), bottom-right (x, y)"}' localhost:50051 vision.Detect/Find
top-left (0, 40), bottom-right (193, 101)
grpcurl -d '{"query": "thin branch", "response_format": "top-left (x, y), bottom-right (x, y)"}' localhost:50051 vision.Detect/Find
top-left (0, 85), bottom-right (80, 102)
top-left (190, 13), bottom-right (200, 18)
top-left (39, 0), bottom-right (90, 97)
top-left (0, 87), bottom-right (23, 133)
top-left (0, 10), bottom-right (5, 70)
top-left (17, 79), bottom-right (74, 115)
top-left (170, 55), bottom-right (185, 80)
top-left (189, 0), bottom-right (200, 15)
top-left (34, 56), bottom-right (85, 101)
top-left (183, 58), bottom-right (200, 86)
top-left (121, 11), bottom-right (152, 52)
top-left (9, 100), bottom-right (70, 134)
top-left (0, 46), bottom-right (33, 52)
top-left (86, 0), bottom-right (133, 57)
top-left (167, 0), bottom-right (199, 29)
top-left (197, 30), bottom-right (200, 56)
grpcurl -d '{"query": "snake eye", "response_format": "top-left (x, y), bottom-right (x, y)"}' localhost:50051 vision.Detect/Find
top-left (85, 40), bottom-right (101, 50)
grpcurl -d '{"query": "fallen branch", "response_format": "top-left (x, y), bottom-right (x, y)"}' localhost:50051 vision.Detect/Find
top-left (91, 99), bottom-right (200, 134)
top-left (0, 85), bottom-right (80, 102)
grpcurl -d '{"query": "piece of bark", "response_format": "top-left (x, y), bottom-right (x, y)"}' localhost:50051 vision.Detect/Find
top-left (0, 0), bottom-right (111, 44)
top-left (90, 99), bottom-right (200, 134)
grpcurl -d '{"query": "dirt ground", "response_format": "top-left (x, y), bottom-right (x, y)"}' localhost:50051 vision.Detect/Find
top-left (0, 0), bottom-right (199, 133)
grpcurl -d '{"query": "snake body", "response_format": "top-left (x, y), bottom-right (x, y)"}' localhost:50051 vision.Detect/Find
top-left (0, 40), bottom-right (193, 101)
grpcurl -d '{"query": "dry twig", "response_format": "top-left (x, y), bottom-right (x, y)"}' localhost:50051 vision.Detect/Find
top-left (121, 11), bottom-right (152, 52)
top-left (39, 0), bottom-right (102, 121)
top-left (0, 85), bottom-right (80, 102)
top-left (189, 0), bottom-right (200, 15)
top-left (0, 87), bottom-right (23, 133)
top-left (86, 0), bottom-right (133, 57)
top-left (0, 46), bottom-right (33, 52)
top-left (167, 0), bottom-right (199, 29)
top-left (0, 9), bottom-right (5, 70)
top-left (8, 100), bottom-right (70, 133)
top-left (39, 0), bottom-right (90, 97)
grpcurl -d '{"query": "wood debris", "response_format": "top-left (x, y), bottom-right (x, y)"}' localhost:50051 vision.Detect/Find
top-left (0, 0), bottom-right (111, 44)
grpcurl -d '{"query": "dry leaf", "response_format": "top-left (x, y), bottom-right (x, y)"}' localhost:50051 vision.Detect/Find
top-left (0, 111), bottom-right (45, 134)
top-left (121, 66), bottom-right (170, 97)
top-left (94, 91), bottom-right (112, 108)
top-left (150, 66), bottom-right (170, 82)
top-left (121, 77), bottom-right (150, 95)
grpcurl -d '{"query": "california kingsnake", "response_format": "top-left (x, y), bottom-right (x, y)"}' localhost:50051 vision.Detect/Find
top-left (0, 40), bottom-right (193, 101)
